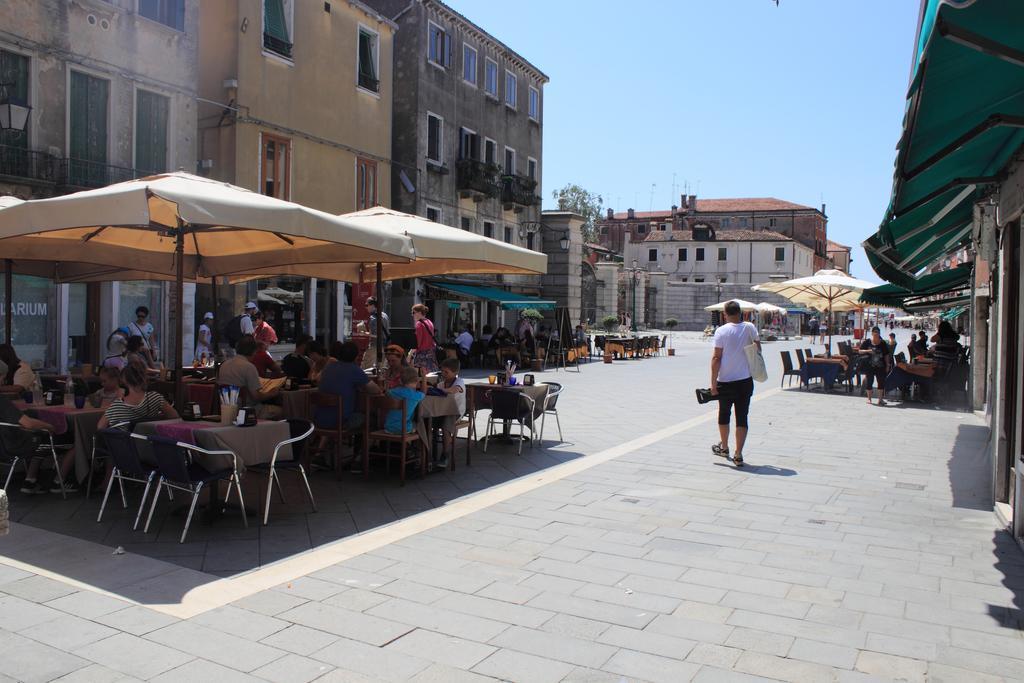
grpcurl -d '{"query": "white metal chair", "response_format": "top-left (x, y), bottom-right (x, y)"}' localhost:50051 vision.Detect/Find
top-left (0, 421), bottom-right (71, 498)
top-left (538, 382), bottom-right (563, 444)
top-left (249, 418), bottom-right (317, 525)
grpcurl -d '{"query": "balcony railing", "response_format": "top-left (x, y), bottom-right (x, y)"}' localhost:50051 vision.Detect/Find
top-left (58, 158), bottom-right (141, 189)
top-left (0, 144), bottom-right (57, 184)
top-left (456, 159), bottom-right (501, 199)
top-left (501, 174), bottom-right (538, 207)
top-left (358, 72), bottom-right (380, 92)
top-left (263, 32), bottom-right (293, 59)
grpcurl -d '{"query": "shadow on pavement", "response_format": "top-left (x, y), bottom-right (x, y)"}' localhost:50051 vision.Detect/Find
top-left (989, 529), bottom-right (1024, 630)
top-left (712, 462), bottom-right (797, 476)
top-left (948, 423), bottom-right (993, 511)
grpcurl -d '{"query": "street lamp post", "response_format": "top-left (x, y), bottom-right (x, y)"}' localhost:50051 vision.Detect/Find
top-left (626, 259), bottom-right (641, 334)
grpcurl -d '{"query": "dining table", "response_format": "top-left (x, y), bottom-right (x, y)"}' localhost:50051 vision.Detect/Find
top-left (465, 382), bottom-right (549, 442)
top-left (132, 418), bottom-right (292, 472)
top-left (15, 399), bottom-right (105, 483)
top-left (801, 357), bottom-right (846, 390)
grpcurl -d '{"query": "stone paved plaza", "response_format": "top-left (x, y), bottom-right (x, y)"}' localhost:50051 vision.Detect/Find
top-left (0, 334), bottom-right (1016, 683)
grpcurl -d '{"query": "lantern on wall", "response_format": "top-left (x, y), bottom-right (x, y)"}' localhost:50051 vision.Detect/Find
top-left (0, 82), bottom-right (31, 132)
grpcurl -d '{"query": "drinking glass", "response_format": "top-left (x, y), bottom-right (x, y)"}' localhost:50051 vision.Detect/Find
top-left (488, 375), bottom-right (497, 385)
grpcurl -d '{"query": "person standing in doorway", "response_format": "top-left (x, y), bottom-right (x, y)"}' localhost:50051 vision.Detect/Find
top-left (196, 312), bottom-right (214, 360)
top-left (410, 304), bottom-right (439, 373)
top-left (710, 300), bottom-right (759, 467)
top-left (128, 306), bottom-right (158, 368)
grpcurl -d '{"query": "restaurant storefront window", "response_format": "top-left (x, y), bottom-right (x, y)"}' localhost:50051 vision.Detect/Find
top-left (119, 281), bottom-right (165, 360)
top-left (254, 276), bottom-right (305, 344)
top-left (0, 275), bottom-right (56, 369)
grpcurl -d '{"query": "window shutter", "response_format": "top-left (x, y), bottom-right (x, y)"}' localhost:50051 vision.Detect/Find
top-left (136, 90), bottom-right (168, 174)
top-left (264, 0), bottom-right (289, 42)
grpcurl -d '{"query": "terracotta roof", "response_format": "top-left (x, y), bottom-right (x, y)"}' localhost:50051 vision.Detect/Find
top-left (643, 230), bottom-right (793, 243)
top-left (607, 198), bottom-right (818, 220)
top-left (827, 240), bottom-right (852, 251)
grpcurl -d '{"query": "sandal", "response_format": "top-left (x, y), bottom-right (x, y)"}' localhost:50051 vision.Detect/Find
top-left (712, 443), bottom-right (730, 458)
top-left (732, 454), bottom-right (745, 467)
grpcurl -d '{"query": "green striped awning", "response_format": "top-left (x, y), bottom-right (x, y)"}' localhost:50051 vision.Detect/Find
top-left (859, 262), bottom-right (972, 306)
top-left (864, 0), bottom-right (1024, 287)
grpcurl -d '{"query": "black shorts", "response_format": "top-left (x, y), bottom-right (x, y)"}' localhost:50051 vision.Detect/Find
top-left (717, 377), bottom-right (754, 428)
top-left (865, 368), bottom-right (887, 390)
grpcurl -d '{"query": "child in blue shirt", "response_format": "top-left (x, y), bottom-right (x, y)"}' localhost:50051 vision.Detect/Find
top-left (384, 366), bottom-right (425, 434)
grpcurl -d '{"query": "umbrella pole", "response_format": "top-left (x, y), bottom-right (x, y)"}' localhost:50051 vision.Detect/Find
top-left (375, 262), bottom-right (383, 364)
top-left (211, 278), bottom-right (219, 360)
top-left (174, 225), bottom-right (185, 409)
top-left (4, 259), bottom-right (11, 344)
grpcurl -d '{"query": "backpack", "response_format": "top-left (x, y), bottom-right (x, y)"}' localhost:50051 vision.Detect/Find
top-left (224, 315), bottom-right (245, 347)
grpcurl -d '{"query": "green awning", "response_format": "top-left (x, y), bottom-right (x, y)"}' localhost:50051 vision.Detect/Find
top-left (941, 305), bottom-right (968, 320)
top-left (864, 0), bottom-right (1024, 287)
top-left (432, 282), bottom-right (555, 310)
top-left (902, 293), bottom-right (971, 313)
top-left (859, 262), bottom-right (972, 306)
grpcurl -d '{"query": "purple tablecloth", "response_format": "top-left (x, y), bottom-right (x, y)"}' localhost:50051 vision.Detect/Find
top-left (153, 420), bottom-right (219, 445)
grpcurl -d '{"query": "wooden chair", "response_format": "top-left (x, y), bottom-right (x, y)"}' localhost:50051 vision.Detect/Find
top-left (308, 391), bottom-right (353, 478)
top-left (363, 394), bottom-right (425, 486)
top-left (795, 348), bottom-right (807, 369)
top-left (449, 392), bottom-right (476, 470)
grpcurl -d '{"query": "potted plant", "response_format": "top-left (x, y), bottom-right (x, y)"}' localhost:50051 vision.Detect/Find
top-left (601, 315), bottom-right (619, 363)
top-left (664, 318), bottom-right (678, 356)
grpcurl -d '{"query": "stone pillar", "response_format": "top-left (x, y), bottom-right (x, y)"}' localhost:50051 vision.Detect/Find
top-left (648, 271), bottom-right (669, 326)
top-left (540, 211), bottom-right (584, 327)
top-left (594, 262), bottom-right (621, 325)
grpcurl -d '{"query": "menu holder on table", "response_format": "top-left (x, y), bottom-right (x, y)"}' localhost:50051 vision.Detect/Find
top-left (259, 377), bottom-right (287, 393)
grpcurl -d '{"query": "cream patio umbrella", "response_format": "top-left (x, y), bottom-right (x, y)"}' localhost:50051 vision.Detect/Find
top-left (0, 173), bottom-right (415, 400)
top-left (704, 299), bottom-right (759, 312)
top-left (753, 269), bottom-right (878, 354)
top-left (228, 207), bottom-right (550, 360)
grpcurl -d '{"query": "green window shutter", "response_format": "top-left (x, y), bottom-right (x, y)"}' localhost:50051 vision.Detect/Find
top-left (0, 50), bottom-right (29, 148)
top-left (264, 0), bottom-right (289, 42)
top-left (135, 90), bottom-right (168, 175)
top-left (69, 71), bottom-right (108, 186)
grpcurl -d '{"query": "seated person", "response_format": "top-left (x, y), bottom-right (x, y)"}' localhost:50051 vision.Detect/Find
top-left (0, 344), bottom-right (38, 394)
top-left (97, 364), bottom-right (178, 430)
top-left (88, 367), bottom-right (124, 407)
top-left (307, 340), bottom-right (335, 384)
top-left (1, 393), bottom-right (72, 495)
top-left (433, 358), bottom-right (466, 469)
top-left (281, 334), bottom-right (313, 380)
top-left (917, 330), bottom-right (929, 355)
top-left (252, 341), bottom-right (283, 378)
top-left (574, 324), bottom-right (587, 347)
top-left (480, 325), bottom-right (494, 344)
top-left (217, 335), bottom-right (283, 419)
top-left (381, 344), bottom-right (407, 389)
top-left (315, 340), bottom-right (381, 431)
top-left (490, 327), bottom-right (520, 365)
top-left (124, 336), bottom-right (156, 375)
top-left (385, 366), bottom-right (425, 435)
top-left (454, 325), bottom-right (474, 361)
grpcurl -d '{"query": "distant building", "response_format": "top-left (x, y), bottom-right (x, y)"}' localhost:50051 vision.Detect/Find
top-left (595, 195), bottom-right (829, 270)
top-left (623, 225), bottom-right (815, 285)
top-left (827, 240), bottom-right (853, 273)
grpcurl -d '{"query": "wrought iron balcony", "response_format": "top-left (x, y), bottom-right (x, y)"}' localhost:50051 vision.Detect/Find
top-left (57, 158), bottom-right (141, 189)
top-left (263, 32), bottom-right (293, 59)
top-left (501, 174), bottom-right (538, 207)
top-left (0, 144), bottom-right (57, 184)
top-left (456, 159), bottom-right (501, 198)
top-left (358, 73), bottom-right (380, 92)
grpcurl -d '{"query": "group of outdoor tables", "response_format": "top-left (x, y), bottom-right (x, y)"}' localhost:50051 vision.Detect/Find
top-left (600, 336), bottom-right (660, 360)
top-left (801, 354), bottom-right (847, 389)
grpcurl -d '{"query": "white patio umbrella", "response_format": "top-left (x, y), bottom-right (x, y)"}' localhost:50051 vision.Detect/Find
top-left (704, 299), bottom-right (759, 312)
top-left (753, 269), bottom-right (877, 353)
top-left (0, 174), bottom-right (416, 400)
top-left (754, 302), bottom-right (786, 314)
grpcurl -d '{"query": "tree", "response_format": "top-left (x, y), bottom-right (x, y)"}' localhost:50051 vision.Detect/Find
top-left (552, 184), bottom-right (603, 244)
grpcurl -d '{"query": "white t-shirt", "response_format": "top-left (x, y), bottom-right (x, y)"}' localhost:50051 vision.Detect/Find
top-left (713, 321), bottom-right (759, 382)
top-left (445, 376), bottom-right (466, 415)
top-left (196, 323), bottom-right (212, 356)
top-left (128, 321), bottom-right (154, 348)
top-left (240, 314), bottom-right (255, 336)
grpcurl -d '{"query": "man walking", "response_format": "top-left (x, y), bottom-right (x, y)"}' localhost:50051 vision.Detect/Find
top-left (367, 297), bottom-right (390, 344)
top-left (710, 300), bottom-right (760, 467)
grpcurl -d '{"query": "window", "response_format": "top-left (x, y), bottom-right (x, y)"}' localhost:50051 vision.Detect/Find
top-left (462, 44), bottom-right (477, 85)
top-left (678, 248), bottom-right (687, 261)
top-left (504, 70), bottom-right (517, 108)
top-left (458, 127), bottom-right (479, 160)
top-left (719, 276), bottom-right (727, 283)
top-left (721, 217), bottom-right (730, 228)
top-left (483, 221), bottom-right (494, 238)
top-left (660, 223), bottom-right (668, 231)
top-left (774, 246), bottom-right (786, 262)
top-left (428, 21), bottom-right (450, 67)
top-left (769, 217), bottom-right (777, 227)
top-left (527, 157), bottom-right (537, 181)
top-left (504, 146), bottom-right (515, 174)
top-left (135, 89), bottom-right (169, 175)
top-left (425, 205), bottom-right (440, 223)
top-left (694, 277), bottom-right (705, 283)
top-left (0, 50), bottom-right (29, 150)
top-left (356, 157), bottom-right (377, 210)
top-left (718, 247), bottom-right (727, 261)
top-left (648, 249), bottom-right (658, 262)
top-left (426, 113), bottom-right (443, 163)
top-left (68, 71), bottom-right (109, 186)
top-left (139, 0), bottom-right (184, 31)
top-left (526, 232), bottom-right (534, 250)
top-left (484, 138), bottom-right (496, 165)
top-left (528, 86), bottom-right (539, 120)
top-left (263, 0), bottom-right (292, 59)
top-left (260, 133), bottom-right (290, 199)
top-left (739, 218), bottom-right (748, 227)
top-left (637, 224), bottom-right (646, 234)
top-left (461, 216), bottom-right (472, 231)
top-left (680, 277), bottom-right (688, 282)
top-left (357, 26), bottom-right (380, 92)
top-left (504, 226), bottom-right (512, 243)
top-left (696, 247), bottom-right (705, 261)
top-left (484, 58), bottom-right (498, 97)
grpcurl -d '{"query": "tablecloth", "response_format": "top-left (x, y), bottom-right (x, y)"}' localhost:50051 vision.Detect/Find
top-left (20, 403), bottom-right (105, 483)
top-left (885, 367), bottom-right (933, 392)
top-left (416, 394), bottom-right (463, 458)
top-left (133, 419), bottom-right (292, 472)
top-left (801, 361), bottom-right (843, 389)
top-left (280, 388), bottom-right (315, 420)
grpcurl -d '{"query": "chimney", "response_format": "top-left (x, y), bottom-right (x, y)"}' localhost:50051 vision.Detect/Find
top-left (821, 202), bottom-right (827, 216)
top-left (627, 208), bottom-right (635, 219)
top-left (606, 207), bottom-right (614, 220)
top-left (688, 195), bottom-right (697, 212)
top-left (680, 194), bottom-right (688, 210)
top-left (671, 204), bottom-right (678, 217)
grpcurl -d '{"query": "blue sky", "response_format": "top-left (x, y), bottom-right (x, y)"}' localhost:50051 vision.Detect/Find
top-left (445, 0), bottom-right (922, 281)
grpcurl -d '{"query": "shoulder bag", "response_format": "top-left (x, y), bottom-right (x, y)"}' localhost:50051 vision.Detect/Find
top-left (743, 323), bottom-right (768, 383)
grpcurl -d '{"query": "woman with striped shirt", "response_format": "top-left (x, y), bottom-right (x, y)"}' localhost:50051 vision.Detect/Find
top-left (97, 364), bottom-right (178, 432)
